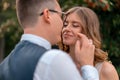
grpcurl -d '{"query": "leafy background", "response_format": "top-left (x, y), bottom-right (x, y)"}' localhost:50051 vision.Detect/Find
top-left (0, 0), bottom-right (120, 77)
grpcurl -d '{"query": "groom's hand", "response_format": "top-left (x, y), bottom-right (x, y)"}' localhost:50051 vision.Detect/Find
top-left (75, 33), bottom-right (95, 66)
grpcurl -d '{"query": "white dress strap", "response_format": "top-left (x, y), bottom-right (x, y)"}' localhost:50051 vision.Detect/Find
top-left (95, 62), bottom-right (104, 73)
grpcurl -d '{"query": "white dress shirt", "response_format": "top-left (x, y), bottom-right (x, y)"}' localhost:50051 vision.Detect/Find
top-left (33, 50), bottom-right (99, 80)
top-left (21, 34), bottom-right (51, 50)
top-left (21, 34), bottom-right (99, 80)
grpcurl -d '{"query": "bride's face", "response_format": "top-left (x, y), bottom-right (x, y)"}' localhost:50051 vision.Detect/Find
top-left (62, 13), bottom-right (83, 46)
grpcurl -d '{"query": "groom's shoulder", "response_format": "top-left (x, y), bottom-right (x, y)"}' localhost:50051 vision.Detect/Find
top-left (40, 49), bottom-right (70, 64)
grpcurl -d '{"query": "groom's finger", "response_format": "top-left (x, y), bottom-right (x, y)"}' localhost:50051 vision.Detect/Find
top-left (77, 33), bottom-right (89, 46)
top-left (75, 40), bottom-right (81, 51)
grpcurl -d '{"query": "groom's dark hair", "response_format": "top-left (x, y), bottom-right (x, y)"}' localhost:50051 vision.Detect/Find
top-left (16, 0), bottom-right (57, 28)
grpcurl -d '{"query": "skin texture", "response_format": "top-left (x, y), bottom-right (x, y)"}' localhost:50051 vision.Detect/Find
top-left (62, 9), bottom-right (119, 80)
top-left (100, 61), bottom-right (119, 80)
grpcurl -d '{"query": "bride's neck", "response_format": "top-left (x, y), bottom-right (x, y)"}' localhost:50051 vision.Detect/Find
top-left (69, 45), bottom-right (81, 70)
top-left (69, 45), bottom-right (76, 62)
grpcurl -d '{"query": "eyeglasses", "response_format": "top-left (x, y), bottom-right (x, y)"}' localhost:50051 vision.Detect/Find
top-left (40, 9), bottom-right (66, 19)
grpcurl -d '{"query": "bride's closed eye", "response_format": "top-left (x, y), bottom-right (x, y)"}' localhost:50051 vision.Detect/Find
top-left (72, 22), bottom-right (80, 28)
top-left (63, 21), bottom-right (80, 28)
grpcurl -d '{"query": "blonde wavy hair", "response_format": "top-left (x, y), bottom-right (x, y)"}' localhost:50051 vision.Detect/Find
top-left (59, 7), bottom-right (108, 64)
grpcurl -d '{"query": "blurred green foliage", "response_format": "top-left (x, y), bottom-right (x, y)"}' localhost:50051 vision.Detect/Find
top-left (0, 0), bottom-right (22, 56)
top-left (0, 0), bottom-right (120, 77)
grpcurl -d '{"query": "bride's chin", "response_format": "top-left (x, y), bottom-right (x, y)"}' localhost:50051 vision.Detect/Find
top-left (63, 42), bottom-right (72, 45)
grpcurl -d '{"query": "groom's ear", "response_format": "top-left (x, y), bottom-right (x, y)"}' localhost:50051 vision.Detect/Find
top-left (42, 8), bottom-right (50, 24)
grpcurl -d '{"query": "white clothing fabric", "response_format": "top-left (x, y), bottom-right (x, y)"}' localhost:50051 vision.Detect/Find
top-left (81, 65), bottom-right (99, 80)
top-left (33, 49), bottom-right (99, 80)
top-left (95, 62), bottom-right (104, 73)
top-left (21, 34), bottom-right (51, 50)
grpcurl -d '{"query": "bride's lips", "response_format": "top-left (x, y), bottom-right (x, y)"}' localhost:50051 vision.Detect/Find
top-left (62, 32), bottom-right (73, 38)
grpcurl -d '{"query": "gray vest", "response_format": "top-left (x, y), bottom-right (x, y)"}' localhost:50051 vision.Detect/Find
top-left (0, 41), bottom-right (47, 80)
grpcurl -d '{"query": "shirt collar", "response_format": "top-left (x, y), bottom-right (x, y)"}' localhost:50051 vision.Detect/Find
top-left (20, 34), bottom-right (51, 50)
